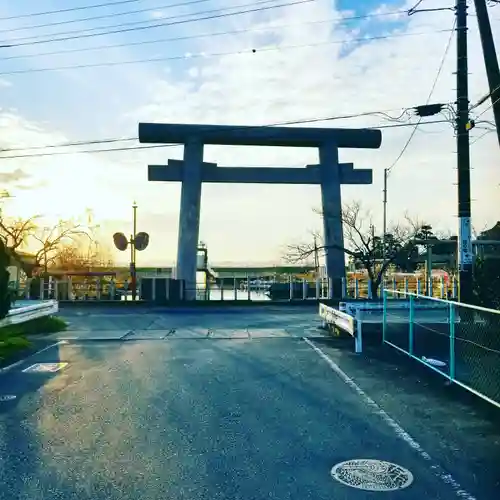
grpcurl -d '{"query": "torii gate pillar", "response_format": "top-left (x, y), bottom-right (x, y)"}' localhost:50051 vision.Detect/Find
top-left (319, 143), bottom-right (345, 292)
top-left (176, 139), bottom-right (204, 297)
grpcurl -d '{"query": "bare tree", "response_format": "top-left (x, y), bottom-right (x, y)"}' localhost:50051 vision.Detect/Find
top-left (0, 216), bottom-right (38, 251)
top-left (0, 190), bottom-right (39, 252)
top-left (285, 201), bottom-right (424, 299)
top-left (53, 237), bottom-right (114, 271)
top-left (31, 220), bottom-right (90, 273)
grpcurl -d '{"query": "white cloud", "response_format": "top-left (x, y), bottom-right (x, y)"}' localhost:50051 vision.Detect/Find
top-left (0, 78), bottom-right (12, 88)
top-left (150, 10), bottom-right (166, 19)
top-left (1, 0), bottom-right (499, 265)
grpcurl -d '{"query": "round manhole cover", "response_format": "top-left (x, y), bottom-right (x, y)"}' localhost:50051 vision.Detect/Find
top-left (0, 395), bottom-right (17, 402)
top-left (331, 459), bottom-right (414, 491)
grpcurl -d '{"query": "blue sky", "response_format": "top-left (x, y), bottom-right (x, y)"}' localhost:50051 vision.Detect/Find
top-left (0, 0), bottom-right (499, 266)
top-left (0, 0), bottom-right (409, 135)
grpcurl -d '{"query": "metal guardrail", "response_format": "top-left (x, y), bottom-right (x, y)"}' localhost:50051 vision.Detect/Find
top-left (0, 300), bottom-right (59, 328)
top-left (382, 289), bottom-right (500, 409)
top-left (17, 274), bottom-right (459, 302)
top-left (318, 303), bottom-right (362, 353)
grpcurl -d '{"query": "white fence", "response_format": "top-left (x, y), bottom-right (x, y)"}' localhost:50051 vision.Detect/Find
top-left (319, 303), bottom-right (362, 353)
top-left (0, 300), bottom-right (59, 328)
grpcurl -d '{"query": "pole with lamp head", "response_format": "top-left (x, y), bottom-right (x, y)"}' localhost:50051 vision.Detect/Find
top-left (113, 201), bottom-right (150, 301)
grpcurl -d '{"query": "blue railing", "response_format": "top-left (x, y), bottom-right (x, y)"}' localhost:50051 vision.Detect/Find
top-left (382, 289), bottom-right (500, 409)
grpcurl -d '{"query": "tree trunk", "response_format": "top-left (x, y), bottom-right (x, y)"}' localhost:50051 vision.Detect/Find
top-left (366, 266), bottom-right (379, 300)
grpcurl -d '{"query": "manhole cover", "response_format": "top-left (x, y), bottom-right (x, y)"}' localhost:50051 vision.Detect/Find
top-left (0, 395), bottom-right (16, 401)
top-left (331, 459), bottom-right (414, 491)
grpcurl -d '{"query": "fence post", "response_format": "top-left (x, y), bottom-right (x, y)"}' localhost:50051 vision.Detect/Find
top-left (341, 277), bottom-right (347, 298)
top-left (302, 279), bottom-right (307, 300)
top-left (409, 294), bottom-right (414, 355)
top-left (247, 274), bottom-right (251, 301)
top-left (220, 278), bottom-right (224, 301)
top-left (315, 277), bottom-right (320, 300)
top-left (404, 278), bottom-right (409, 294)
top-left (354, 279), bottom-right (359, 299)
top-left (392, 278), bottom-right (397, 293)
top-left (449, 302), bottom-right (456, 381)
top-left (417, 278), bottom-right (421, 295)
top-left (452, 277), bottom-right (458, 299)
top-left (355, 308), bottom-right (363, 354)
top-left (233, 277), bottom-right (238, 300)
top-left (289, 274), bottom-right (294, 301)
top-left (328, 278), bottom-right (333, 299)
top-left (429, 276), bottom-right (433, 297)
top-left (382, 289), bottom-right (387, 343)
top-left (40, 279), bottom-right (44, 300)
top-left (440, 277), bottom-right (445, 299)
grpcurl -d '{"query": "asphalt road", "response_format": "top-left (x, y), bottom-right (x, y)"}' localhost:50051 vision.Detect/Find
top-left (0, 307), bottom-right (494, 499)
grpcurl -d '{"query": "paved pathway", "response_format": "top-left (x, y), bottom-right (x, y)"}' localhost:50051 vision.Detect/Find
top-left (0, 307), bottom-right (489, 499)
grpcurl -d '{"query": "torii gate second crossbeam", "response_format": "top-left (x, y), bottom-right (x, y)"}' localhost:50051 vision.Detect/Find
top-left (139, 123), bottom-right (382, 300)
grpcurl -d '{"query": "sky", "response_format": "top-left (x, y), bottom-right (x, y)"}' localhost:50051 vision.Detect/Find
top-left (0, 0), bottom-right (499, 266)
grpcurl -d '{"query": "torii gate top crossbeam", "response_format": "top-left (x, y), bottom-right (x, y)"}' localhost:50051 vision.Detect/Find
top-left (138, 122), bottom-right (382, 149)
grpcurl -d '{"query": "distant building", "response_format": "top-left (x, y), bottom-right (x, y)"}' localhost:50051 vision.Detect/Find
top-left (6, 249), bottom-right (38, 288)
top-left (477, 222), bottom-right (500, 259)
top-left (479, 221), bottom-right (500, 240)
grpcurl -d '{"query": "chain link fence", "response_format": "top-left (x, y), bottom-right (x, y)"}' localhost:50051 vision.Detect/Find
top-left (383, 289), bottom-right (500, 408)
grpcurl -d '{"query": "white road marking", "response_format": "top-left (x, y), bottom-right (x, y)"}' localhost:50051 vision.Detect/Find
top-left (0, 341), bottom-right (66, 374)
top-left (22, 362), bottom-right (68, 373)
top-left (303, 338), bottom-right (477, 500)
top-left (0, 395), bottom-right (17, 401)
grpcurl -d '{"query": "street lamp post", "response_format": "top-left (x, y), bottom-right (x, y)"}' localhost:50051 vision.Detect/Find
top-left (130, 201), bottom-right (138, 300)
top-left (112, 202), bottom-right (150, 301)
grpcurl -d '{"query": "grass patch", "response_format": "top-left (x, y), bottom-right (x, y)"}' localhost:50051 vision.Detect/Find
top-left (0, 316), bottom-right (67, 362)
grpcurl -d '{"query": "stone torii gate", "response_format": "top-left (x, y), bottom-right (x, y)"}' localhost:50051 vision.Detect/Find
top-left (139, 123), bottom-right (382, 299)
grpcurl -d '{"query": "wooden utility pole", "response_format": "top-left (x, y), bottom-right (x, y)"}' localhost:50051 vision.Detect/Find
top-left (456, 0), bottom-right (474, 303)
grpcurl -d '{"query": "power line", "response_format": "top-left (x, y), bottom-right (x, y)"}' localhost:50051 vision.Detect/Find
top-left (1, 20), bottom-right (440, 62)
top-left (475, 94), bottom-right (500, 118)
top-left (2, 106), bottom-right (452, 154)
top-left (0, 0), bottom-right (140, 22)
top-left (0, 0), bottom-right (212, 34)
top-left (0, 29), bottom-right (452, 76)
top-left (0, 137), bottom-right (136, 152)
top-left (0, 0), bottom-right (315, 47)
top-left (0, 3), bottom-right (408, 48)
top-left (387, 18), bottom-right (456, 174)
top-left (0, 119), bottom-right (450, 160)
top-left (0, 108), bottom-right (404, 153)
top-left (470, 129), bottom-right (496, 145)
top-left (2, 109), bottom-right (400, 153)
top-left (469, 82), bottom-right (500, 111)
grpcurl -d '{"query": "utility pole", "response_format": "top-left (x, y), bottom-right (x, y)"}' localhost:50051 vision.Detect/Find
top-left (313, 235), bottom-right (319, 276)
top-left (456, 0), bottom-right (474, 303)
top-left (382, 168), bottom-right (388, 265)
top-left (130, 201), bottom-right (138, 300)
top-left (473, 0), bottom-right (500, 147)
